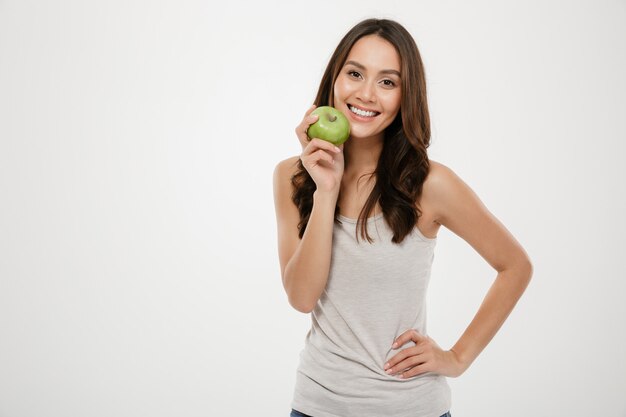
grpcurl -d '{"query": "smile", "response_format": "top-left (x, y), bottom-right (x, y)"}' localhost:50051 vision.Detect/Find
top-left (348, 104), bottom-right (380, 118)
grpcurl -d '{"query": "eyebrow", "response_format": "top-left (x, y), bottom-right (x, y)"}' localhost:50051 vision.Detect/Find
top-left (344, 60), bottom-right (401, 77)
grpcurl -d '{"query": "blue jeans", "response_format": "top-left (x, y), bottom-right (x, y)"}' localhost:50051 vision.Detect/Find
top-left (291, 409), bottom-right (451, 417)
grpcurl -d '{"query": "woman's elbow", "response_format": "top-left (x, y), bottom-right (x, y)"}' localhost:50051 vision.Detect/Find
top-left (285, 281), bottom-right (317, 313)
top-left (520, 255), bottom-right (534, 281)
top-left (511, 256), bottom-right (533, 289)
top-left (500, 254), bottom-right (533, 287)
top-left (288, 295), bottom-right (316, 314)
top-left (283, 272), bottom-right (319, 313)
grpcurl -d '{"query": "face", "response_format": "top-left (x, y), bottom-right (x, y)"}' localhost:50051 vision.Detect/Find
top-left (333, 35), bottom-right (402, 142)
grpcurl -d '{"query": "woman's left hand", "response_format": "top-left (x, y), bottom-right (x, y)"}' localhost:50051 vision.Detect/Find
top-left (383, 329), bottom-right (467, 378)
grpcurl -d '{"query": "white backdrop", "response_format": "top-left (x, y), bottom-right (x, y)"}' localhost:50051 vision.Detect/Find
top-left (1, 1), bottom-right (625, 416)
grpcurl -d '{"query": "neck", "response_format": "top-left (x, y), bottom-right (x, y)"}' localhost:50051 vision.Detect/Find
top-left (343, 133), bottom-right (383, 176)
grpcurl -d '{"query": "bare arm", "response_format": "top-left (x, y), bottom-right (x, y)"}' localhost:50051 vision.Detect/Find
top-left (273, 147), bottom-right (344, 314)
top-left (385, 161), bottom-right (533, 378)
top-left (273, 106), bottom-right (346, 313)
top-left (429, 161), bottom-right (533, 372)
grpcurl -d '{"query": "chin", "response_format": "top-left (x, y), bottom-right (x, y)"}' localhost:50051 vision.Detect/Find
top-left (350, 129), bottom-right (383, 140)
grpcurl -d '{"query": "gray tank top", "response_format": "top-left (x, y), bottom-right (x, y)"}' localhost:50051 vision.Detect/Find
top-left (292, 212), bottom-right (452, 417)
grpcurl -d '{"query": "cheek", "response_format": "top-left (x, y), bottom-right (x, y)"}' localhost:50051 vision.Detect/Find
top-left (334, 77), bottom-right (353, 99)
top-left (385, 92), bottom-right (402, 115)
top-left (334, 76), bottom-right (358, 100)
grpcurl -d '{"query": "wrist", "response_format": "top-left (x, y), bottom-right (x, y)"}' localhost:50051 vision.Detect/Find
top-left (449, 348), bottom-right (470, 377)
top-left (313, 189), bottom-right (339, 205)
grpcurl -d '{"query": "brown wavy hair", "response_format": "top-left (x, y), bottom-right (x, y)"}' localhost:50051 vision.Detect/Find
top-left (291, 18), bottom-right (431, 244)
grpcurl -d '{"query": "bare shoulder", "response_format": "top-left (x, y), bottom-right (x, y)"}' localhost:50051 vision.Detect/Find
top-left (421, 159), bottom-right (472, 224)
top-left (424, 159), bottom-right (461, 189)
top-left (424, 159), bottom-right (532, 272)
top-left (273, 156), bottom-right (300, 183)
top-left (273, 156), bottom-right (300, 221)
top-left (273, 155), bottom-right (301, 217)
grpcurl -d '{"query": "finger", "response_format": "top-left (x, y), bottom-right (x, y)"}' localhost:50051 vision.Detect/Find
top-left (305, 113), bottom-right (319, 126)
top-left (399, 362), bottom-right (430, 379)
top-left (296, 113), bottom-right (319, 132)
top-left (391, 329), bottom-right (414, 349)
top-left (392, 329), bottom-right (426, 349)
top-left (384, 346), bottom-right (423, 371)
top-left (303, 104), bottom-right (317, 117)
top-left (302, 149), bottom-right (335, 168)
top-left (303, 138), bottom-right (341, 155)
top-left (295, 122), bottom-right (310, 142)
top-left (386, 355), bottom-right (423, 376)
top-left (295, 118), bottom-right (320, 145)
top-left (387, 354), bottom-right (426, 376)
top-left (312, 149), bottom-right (335, 165)
top-left (295, 105), bottom-right (319, 139)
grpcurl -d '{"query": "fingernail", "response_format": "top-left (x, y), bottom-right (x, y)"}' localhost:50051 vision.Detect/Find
top-left (334, 146), bottom-right (340, 152)
top-left (392, 342), bottom-right (398, 349)
top-left (385, 368), bottom-right (393, 374)
top-left (383, 362), bottom-right (389, 370)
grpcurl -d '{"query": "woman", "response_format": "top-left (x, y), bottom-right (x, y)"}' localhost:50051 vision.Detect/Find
top-left (273, 18), bottom-right (532, 417)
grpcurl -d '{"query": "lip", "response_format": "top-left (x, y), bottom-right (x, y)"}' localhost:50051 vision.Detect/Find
top-left (346, 103), bottom-right (380, 122)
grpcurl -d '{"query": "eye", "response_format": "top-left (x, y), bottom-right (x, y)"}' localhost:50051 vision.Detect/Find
top-left (381, 79), bottom-right (396, 87)
top-left (348, 70), bottom-right (362, 79)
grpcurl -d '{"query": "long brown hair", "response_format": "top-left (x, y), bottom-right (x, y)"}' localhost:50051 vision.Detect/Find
top-left (292, 18), bottom-right (431, 244)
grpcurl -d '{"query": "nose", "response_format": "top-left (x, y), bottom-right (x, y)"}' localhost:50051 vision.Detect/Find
top-left (356, 80), bottom-right (376, 103)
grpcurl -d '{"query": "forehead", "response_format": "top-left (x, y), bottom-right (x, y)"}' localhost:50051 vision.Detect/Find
top-left (344, 35), bottom-right (401, 72)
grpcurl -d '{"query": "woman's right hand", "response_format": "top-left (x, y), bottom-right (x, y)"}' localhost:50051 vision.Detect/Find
top-left (295, 105), bottom-right (345, 194)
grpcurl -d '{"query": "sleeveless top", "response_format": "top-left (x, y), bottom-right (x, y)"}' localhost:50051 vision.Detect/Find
top-left (291, 212), bottom-right (452, 417)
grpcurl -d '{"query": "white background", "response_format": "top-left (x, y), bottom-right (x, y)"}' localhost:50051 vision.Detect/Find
top-left (1, 0), bottom-right (625, 416)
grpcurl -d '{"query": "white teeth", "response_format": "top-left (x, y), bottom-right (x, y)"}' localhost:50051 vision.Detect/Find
top-left (349, 105), bottom-right (378, 117)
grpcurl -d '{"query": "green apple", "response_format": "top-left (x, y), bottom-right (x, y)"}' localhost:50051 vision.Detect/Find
top-left (306, 106), bottom-right (350, 146)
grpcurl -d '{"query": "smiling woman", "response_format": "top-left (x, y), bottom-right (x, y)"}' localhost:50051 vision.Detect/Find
top-left (272, 18), bottom-right (532, 417)
top-left (334, 40), bottom-right (403, 140)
